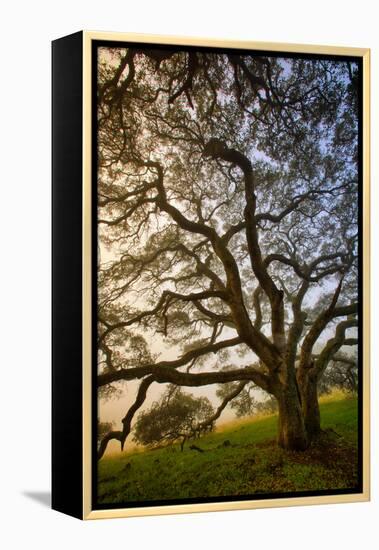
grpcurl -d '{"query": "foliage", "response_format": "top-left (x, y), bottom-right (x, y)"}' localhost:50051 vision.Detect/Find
top-left (133, 385), bottom-right (214, 449)
top-left (98, 396), bottom-right (358, 502)
top-left (96, 45), bottom-right (360, 454)
top-left (254, 395), bottom-right (278, 415)
top-left (318, 353), bottom-right (358, 395)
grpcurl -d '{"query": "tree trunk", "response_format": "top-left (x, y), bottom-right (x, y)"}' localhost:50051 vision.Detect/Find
top-left (299, 377), bottom-right (321, 439)
top-left (277, 382), bottom-right (308, 451)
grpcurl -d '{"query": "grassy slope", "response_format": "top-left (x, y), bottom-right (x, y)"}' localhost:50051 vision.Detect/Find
top-left (97, 394), bottom-right (359, 504)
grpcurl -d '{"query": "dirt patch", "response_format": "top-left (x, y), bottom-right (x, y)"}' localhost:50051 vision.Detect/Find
top-left (287, 431), bottom-right (357, 468)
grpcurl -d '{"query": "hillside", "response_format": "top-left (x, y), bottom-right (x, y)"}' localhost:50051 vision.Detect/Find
top-left (97, 394), bottom-right (359, 504)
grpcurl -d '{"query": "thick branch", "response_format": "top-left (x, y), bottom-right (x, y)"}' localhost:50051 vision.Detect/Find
top-left (299, 279), bottom-right (357, 368)
top-left (98, 375), bottom-right (155, 459)
top-left (100, 364), bottom-right (271, 394)
top-left (264, 252), bottom-right (350, 283)
top-left (196, 381), bottom-right (248, 432)
top-left (99, 288), bottom-right (227, 342)
top-left (147, 158), bottom-right (281, 368)
top-left (204, 140), bottom-right (285, 351)
top-left (314, 319), bottom-right (358, 375)
top-left (286, 279), bottom-right (310, 368)
top-left (222, 188), bottom-right (352, 245)
top-left (168, 52), bottom-right (198, 108)
top-left (98, 336), bottom-right (243, 386)
top-left (98, 180), bottom-right (156, 207)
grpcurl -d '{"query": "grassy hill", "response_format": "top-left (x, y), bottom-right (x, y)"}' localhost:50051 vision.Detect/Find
top-left (97, 393), bottom-right (359, 504)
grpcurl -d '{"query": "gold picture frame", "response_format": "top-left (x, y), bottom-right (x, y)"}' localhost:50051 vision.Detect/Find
top-left (52, 31), bottom-right (370, 520)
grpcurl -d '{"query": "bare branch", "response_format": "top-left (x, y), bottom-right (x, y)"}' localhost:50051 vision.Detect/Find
top-left (299, 278), bottom-right (353, 367)
top-left (98, 336), bottom-right (243, 386)
top-left (314, 318), bottom-right (358, 375)
top-left (100, 363), bottom-right (271, 395)
top-left (204, 140), bottom-right (285, 351)
top-left (98, 375), bottom-right (155, 459)
top-left (196, 381), bottom-right (248, 433)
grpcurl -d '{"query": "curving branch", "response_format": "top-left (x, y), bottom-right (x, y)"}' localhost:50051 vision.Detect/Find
top-left (98, 180), bottom-right (156, 207)
top-left (195, 381), bottom-right (248, 434)
top-left (314, 318), bottom-right (358, 375)
top-left (100, 364), bottom-right (271, 395)
top-left (98, 336), bottom-right (243, 386)
top-left (286, 278), bottom-right (310, 368)
top-left (299, 278), bottom-right (358, 369)
top-left (97, 369), bottom-right (268, 460)
top-left (99, 49), bottom-right (136, 105)
top-left (168, 52), bottom-right (199, 108)
top-left (203, 139), bottom-right (285, 352)
top-left (144, 158), bottom-right (281, 368)
top-left (97, 375), bottom-right (155, 459)
top-left (221, 185), bottom-right (353, 245)
top-left (99, 288), bottom-right (228, 343)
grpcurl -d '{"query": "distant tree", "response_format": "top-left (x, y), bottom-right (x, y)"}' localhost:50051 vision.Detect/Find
top-left (133, 385), bottom-right (214, 451)
top-left (216, 380), bottom-right (278, 418)
top-left (255, 396), bottom-right (278, 415)
top-left (318, 353), bottom-right (358, 395)
top-left (216, 380), bottom-right (257, 418)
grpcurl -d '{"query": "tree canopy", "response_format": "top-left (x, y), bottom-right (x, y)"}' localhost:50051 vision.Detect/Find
top-left (133, 385), bottom-right (214, 450)
top-left (96, 45), bottom-right (359, 457)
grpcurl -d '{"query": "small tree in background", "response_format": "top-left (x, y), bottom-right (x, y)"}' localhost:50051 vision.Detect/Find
top-left (133, 385), bottom-right (214, 451)
top-left (318, 353), bottom-right (358, 395)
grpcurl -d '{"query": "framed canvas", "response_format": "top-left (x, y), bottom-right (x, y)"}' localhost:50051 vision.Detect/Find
top-left (52, 31), bottom-right (370, 520)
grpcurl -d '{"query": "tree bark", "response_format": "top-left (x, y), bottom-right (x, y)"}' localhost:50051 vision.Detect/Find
top-left (300, 378), bottom-right (321, 439)
top-left (276, 381), bottom-right (308, 451)
top-left (297, 367), bottom-right (321, 440)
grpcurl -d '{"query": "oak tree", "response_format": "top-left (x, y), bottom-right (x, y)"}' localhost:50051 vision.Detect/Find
top-left (96, 46), bottom-right (359, 457)
top-left (133, 385), bottom-right (214, 451)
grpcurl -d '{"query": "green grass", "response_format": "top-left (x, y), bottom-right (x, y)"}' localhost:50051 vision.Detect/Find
top-left (97, 394), bottom-right (359, 504)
